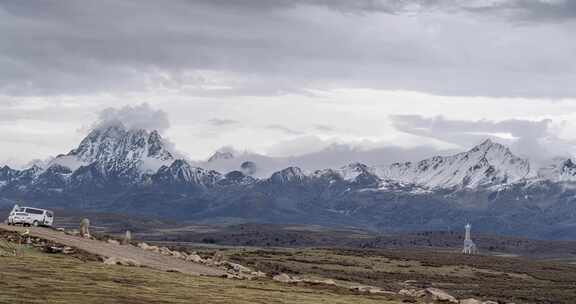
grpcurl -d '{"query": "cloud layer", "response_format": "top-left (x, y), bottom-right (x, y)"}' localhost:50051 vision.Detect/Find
top-left (95, 103), bottom-right (170, 133)
top-left (2, 0), bottom-right (576, 97)
top-left (391, 115), bottom-right (573, 162)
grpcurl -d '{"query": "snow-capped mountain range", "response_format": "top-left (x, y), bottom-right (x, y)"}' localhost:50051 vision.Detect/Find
top-left (377, 139), bottom-right (535, 189)
top-left (3, 124), bottom-right (576, 239)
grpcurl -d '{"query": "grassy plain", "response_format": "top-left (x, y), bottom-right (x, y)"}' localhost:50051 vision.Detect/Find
top-left (0, 248), bottom-right (401, 304)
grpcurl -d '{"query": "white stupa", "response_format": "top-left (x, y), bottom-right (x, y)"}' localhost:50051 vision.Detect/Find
top-left (462, 223), bottom-right (478, 255)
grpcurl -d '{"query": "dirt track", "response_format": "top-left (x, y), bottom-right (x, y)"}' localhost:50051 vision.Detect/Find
top-left (0, 224), bottom-right (225, 276)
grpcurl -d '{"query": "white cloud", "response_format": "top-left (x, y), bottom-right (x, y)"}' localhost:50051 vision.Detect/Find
top-left (94, 103), bottom-right (170, 133)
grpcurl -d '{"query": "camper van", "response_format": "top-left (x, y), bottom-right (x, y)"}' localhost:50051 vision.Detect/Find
top-left (7, 205), bottom-right (54, 227)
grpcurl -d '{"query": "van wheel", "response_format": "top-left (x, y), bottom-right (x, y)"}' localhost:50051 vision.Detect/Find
top-left (32, 221), bottom-right (39, 227)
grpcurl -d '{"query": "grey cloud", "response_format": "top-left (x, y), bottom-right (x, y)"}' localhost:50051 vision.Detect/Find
top-left (265, 124), bottom-right (303, 135)
top-left (199, 137), bottom-right (453, 177)
top-left (207, 118), bottom-right (239, 126)
top-left (1, 0), bottom-right (576, 98)
top-left (463, 0), bottom-right (576, 22)
top-left (390, 115), bottom-right (572, 162)
top-left (313, 124), bottom-right (337, 132)
top-left (197, 0), bottom-right (576, 21)
top-left (95, 103), bottom-right (170, 132)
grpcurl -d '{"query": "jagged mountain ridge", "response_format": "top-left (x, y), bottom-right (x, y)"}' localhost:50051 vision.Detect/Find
top-left (3, 125), bottom-right (576, 239)
top-left (376, 139), bottom-right (534, 189)
top-left (0, 124), bottom-right (573, 195)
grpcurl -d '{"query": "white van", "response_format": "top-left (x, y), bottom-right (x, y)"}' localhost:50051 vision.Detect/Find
top-left (7, 205), bottom-right (54, 227)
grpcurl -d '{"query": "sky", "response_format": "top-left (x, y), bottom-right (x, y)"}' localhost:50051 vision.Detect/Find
top-left (2, 0), bottom-right (576, 168)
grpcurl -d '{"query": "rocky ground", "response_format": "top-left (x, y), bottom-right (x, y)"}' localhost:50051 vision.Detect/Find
top-left (6, 222), bottom-right (576, 303)
top-left (0, 224), bottom-right (224, 276)
top-left (0, 223), bottom-right (519, 303)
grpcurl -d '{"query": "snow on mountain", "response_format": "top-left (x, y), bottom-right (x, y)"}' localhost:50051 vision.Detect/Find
top-left (0, 165), bottom-right (18, 181)
top-left (153, 159), bottom-right (221, 186)
top-left (311, 162), bottom-right (380, 187)
top-left (207, 150), bottom-right (235, 162)
top-left (269, 167), bottom-right (307, 184)
top-left (334, 163), bottom-right (375, 182)
top-left (5, 135), bottom-right (576, 194)
top-left (376, 139), bottom-right (533, 189)
top-left (537, 158), bottom-right (576, 182)
top-left (59, 124), bottom-right (174, 175)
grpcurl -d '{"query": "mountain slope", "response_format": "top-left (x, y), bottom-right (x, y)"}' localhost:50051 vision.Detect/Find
top-left (59, 124), bottom-right (174, 175)
top-left (4, 132), bottom-right (576, 239)
top-left (377, 140), bottom-right (533, 189)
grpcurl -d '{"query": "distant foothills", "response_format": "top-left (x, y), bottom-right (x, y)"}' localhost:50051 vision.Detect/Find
top-left (2, 123), bottom-right (576, 240)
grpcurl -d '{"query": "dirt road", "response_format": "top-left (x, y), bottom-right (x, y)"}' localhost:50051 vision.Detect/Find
top-left (0, 224), bottom-right (225, 276)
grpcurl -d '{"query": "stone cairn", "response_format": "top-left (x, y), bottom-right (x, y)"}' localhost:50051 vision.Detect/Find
top-left (122, 230), bottom-right (132, 245)
top-left (80, 218), bottom-right (90, 238)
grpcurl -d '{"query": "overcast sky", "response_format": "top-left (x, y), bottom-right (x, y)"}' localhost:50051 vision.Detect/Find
top-left (2, 0), bottom-right (576, 168)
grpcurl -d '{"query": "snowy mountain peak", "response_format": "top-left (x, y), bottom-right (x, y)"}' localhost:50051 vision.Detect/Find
top-left (60, 124), bottom-right (174, 175)
top-left (378, 139), bottom-right (532, 189)
top-left (207, 150), bottom-right (235, 162)
top-left (475, 138), bottom-right (494, 149)
top-left (154, 159), bottom-right (221, 186)
top-left (336, 162), bottom-right (374, 182)
top-left (469, 139), bottom-right (510, 155)
top-left (270, 167), bottom-right (306, 184)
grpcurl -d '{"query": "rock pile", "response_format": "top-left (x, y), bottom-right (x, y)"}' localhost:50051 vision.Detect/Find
top-left (0, 229), bottom-right (98, 260)
top-left (80, 218), bottom-right (90, 238)
top-left (398, 287), bottom-right (506, 304)
top-left (135, 242), bottom-right (265, 279)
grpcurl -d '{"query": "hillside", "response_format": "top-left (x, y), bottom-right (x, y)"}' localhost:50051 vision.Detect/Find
top-left (0, 251), bottom-right (398, 304)
top-left (3, 224), bottom-right (576, 303)
top-left (4, 124), bottom-right (576, 239)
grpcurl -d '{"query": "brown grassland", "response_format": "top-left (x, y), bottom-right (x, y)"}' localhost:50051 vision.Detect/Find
top-left (215, 247), bottom-right (576, 304)
top-left (0, 247), bottom-right (402, 304)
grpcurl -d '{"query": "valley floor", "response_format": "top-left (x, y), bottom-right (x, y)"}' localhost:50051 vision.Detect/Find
top-left (0, 251), bottom-right (400, 304)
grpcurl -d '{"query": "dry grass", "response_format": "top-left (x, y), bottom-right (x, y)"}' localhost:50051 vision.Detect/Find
top-left (0, 238), bottom-right (23, 257)
top-left (223, 248), bottom-right (576, 304)
top-left (0, 248), bottom-right (402, 304)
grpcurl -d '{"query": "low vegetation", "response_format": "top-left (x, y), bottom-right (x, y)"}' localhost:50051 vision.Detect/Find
top-left (217, 247), bottom-right (576, 304)
top-left (0, 247), bottom-right (402, 304)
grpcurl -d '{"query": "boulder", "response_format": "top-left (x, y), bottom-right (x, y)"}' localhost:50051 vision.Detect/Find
top-left (251, 271), bottom-right (267, 278)
top-left (225, 262), bottom-right (252, 274)
top-left (272, 273), bottom-right (301, 283)
top-left (62, 246), bottom-right (75, 254)
top-left (146, 245), bottom-right (160, 253)
top-left (426, 288), bottom-right (458, 303)
top-left (213, 251), bottom-right (224, 263)
top-left (103, 257), bottom-right (141, 267)
top-left (350, 285), bottom-right (392, 294)
top-left (459, 299), bottom-right (483, 304)
top-left (137, 242), bottom-right (150, 250)
top-left (185, 253), bottom-right (204, 263)
top-left (159, 247), bottom-right (172, 255)
top-left (118, 258), bottom-right (141, 267)
top-left (399, 288), bottom-right (428, 298)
